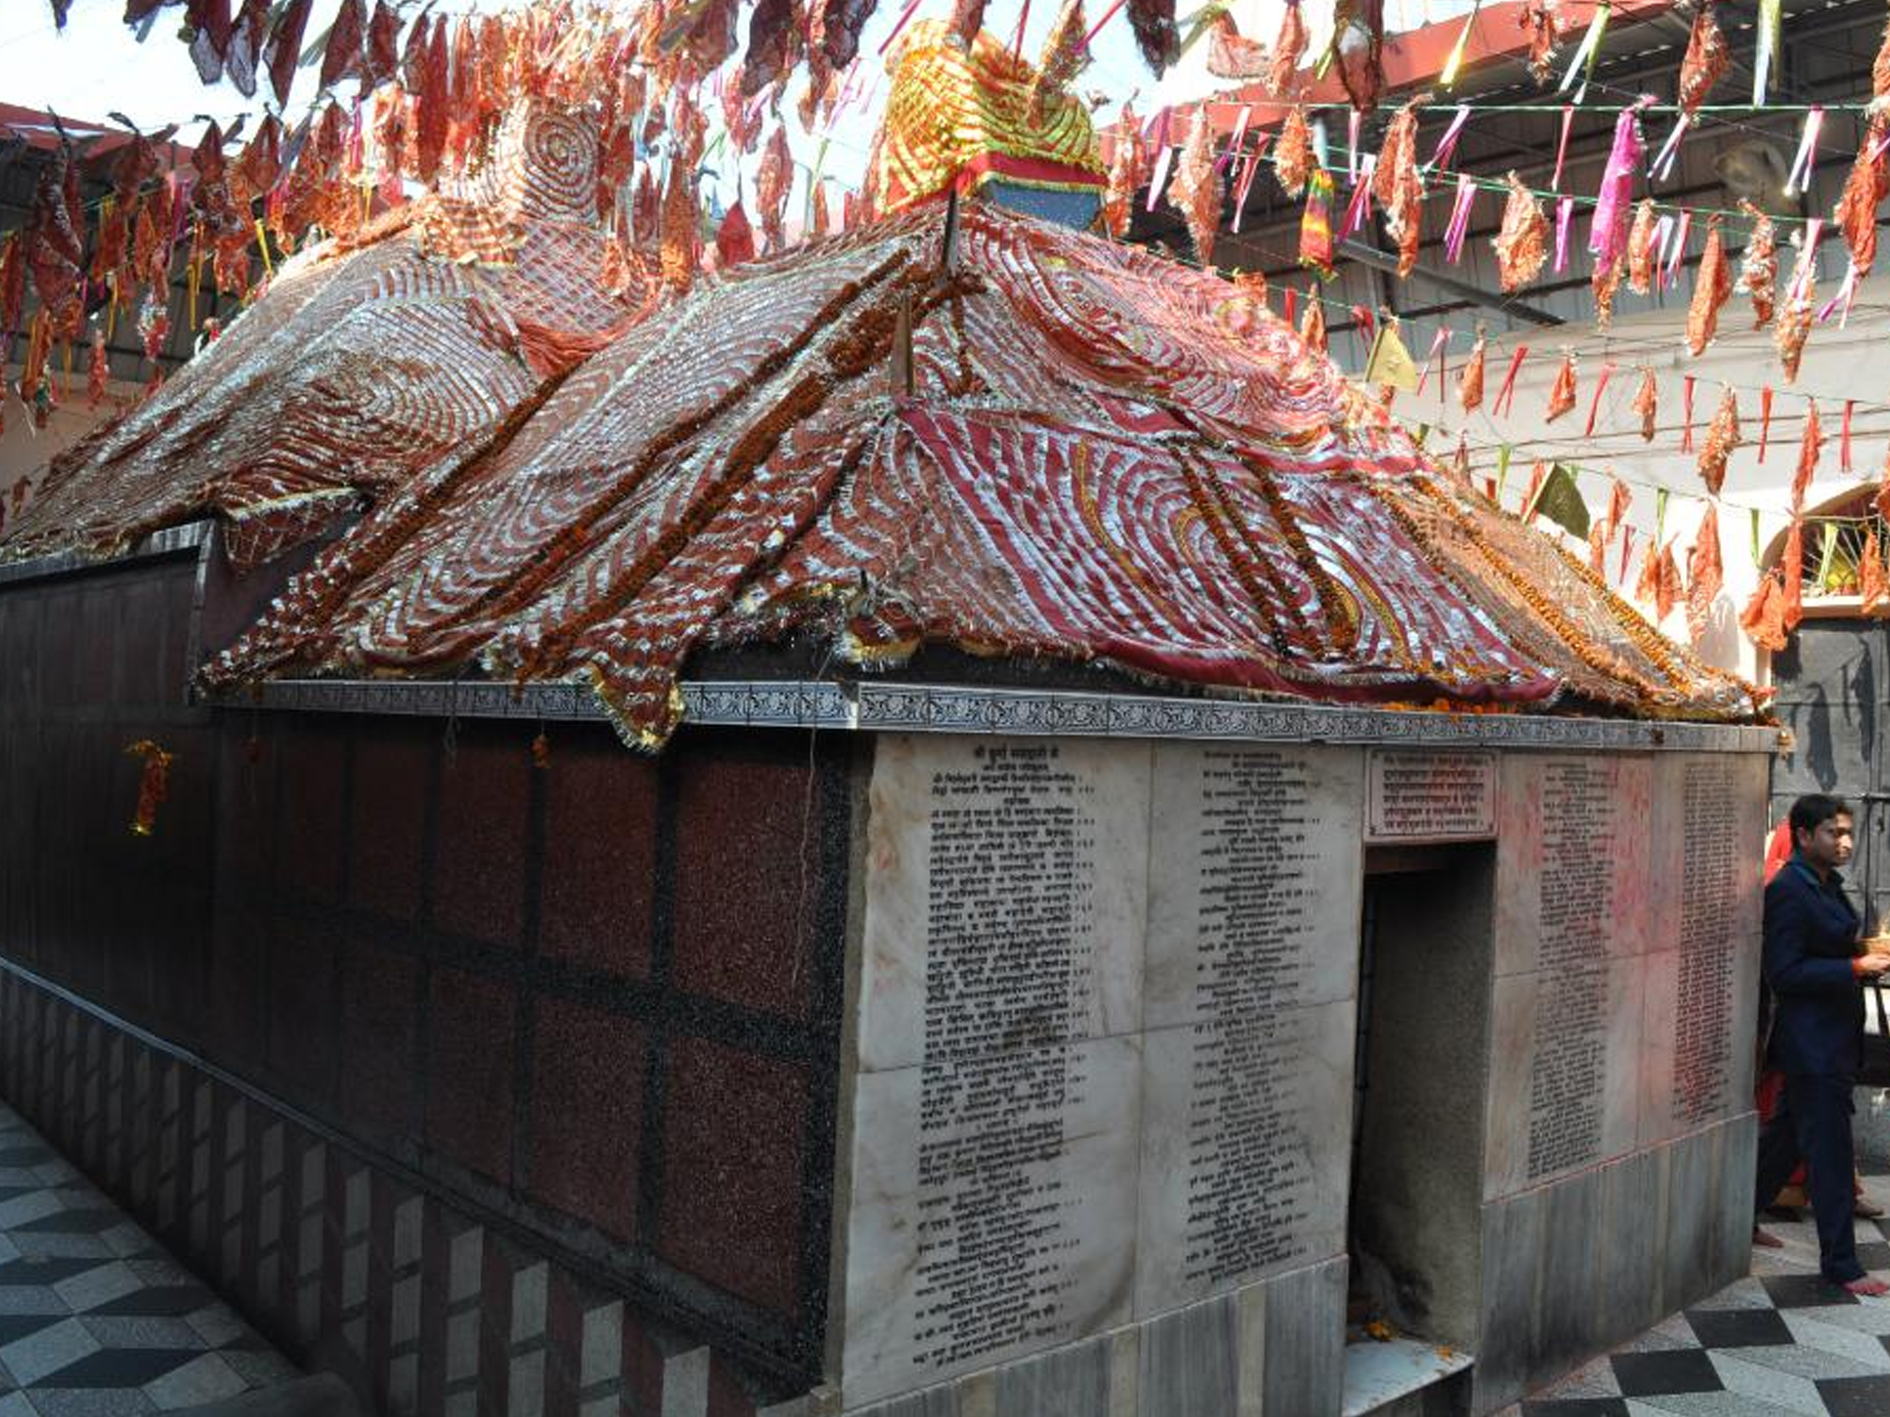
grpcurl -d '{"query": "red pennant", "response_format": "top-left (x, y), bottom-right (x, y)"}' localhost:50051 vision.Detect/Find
top-left (1284, 286), bottom-right (1298, 325)
top-left (1759, 385), bottom-right (1773, 463)
top-left (1495, 344), bottom-right (1530, 417)
top-left (1584, 361), bottom-right (1616, 437)
top-left (1618, 524), bottom-right (1637, 583)
top-left (1843, 399), bottom-right (1855, 472)
top-left (1681, 375), bottom-right (1695, 452)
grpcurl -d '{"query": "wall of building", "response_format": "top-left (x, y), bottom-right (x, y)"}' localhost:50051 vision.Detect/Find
top-left (825, 733), bottom-right (1768, 1417)
top-left (0, 541), bottom-right (855, 1416)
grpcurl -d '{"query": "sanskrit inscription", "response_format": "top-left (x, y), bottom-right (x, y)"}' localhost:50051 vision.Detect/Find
top-left (1672, 760), bottom-right (1739, 1126)
top-left (909, 742), bottom-right (1097, 1370)
top-left (1367, 751), bottom-right (1496, 842)
top-left (1526, 965), bottom-right (1608, 1181)
top-left (1170, 749), bottom-right (1335, 1288)
top-left (1536, 761), bottom-right (1619, 971)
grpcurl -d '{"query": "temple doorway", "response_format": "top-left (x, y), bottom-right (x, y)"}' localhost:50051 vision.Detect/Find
top-left (1341, 843), bottom-right (1495, 1414)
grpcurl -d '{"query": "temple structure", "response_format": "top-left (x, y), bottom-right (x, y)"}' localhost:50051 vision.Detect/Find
top-left (0, 16), bottom-right (1773, 1417)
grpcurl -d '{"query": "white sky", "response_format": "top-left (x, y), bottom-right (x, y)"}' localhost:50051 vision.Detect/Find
top-left (0, 0), bottom-right (1472, 209)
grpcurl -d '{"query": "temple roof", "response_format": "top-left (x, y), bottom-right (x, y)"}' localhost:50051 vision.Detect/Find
top-left (177, 195), bottom-right (1761, 745)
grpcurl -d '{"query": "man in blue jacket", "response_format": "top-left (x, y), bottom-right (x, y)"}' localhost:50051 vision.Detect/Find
top-left (1753, 793), bottom-right (1890, 1294)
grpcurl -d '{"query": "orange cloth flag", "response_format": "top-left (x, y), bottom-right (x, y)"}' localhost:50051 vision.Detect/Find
top-left (1685, 504), bottom-right (1723, 643)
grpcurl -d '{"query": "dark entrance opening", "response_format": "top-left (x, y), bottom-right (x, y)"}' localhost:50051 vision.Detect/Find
top-left (1342, 842), bottom-right (1495, 1415)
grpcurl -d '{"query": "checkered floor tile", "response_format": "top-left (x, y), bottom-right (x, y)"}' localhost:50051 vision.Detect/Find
top-left (1499, 1169), bottom-right (1890, 1417)
top-left (0, 1103), bottom-right (300, 1414)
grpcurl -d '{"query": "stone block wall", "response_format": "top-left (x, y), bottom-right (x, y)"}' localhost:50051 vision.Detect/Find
top-left (0, 546), bottom-right (855, 1413)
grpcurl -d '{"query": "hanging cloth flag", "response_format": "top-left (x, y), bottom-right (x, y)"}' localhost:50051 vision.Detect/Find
top-left (1145, 109), bottom-right (1174, 212)
top-left (1300, 292), bottom-right (1328, 352)
top-left (1429, 105), bottom-right (1472, 171)
top-left (1682, 375), bottom-right (1696, 451)
top-left (1862, 528), bottom-right (1890, 616)
top-left (1553, 195), bottom-right (1576, 273)
top-left (1372, 99), bottom-right (1423, 276)
top-left (1590, 100), bottom-right (1647, 270)
top-left (1627, 200), bottom-right (1659, 293)
top-left (1656, 540), bottom-right (1684, 623)
top-left (1545, 350), bottom-right (1578, 422)
top-left (1283, 285), bottom-right (1298, 325)
top-left (1559, 0), bottom-right (1610, 99)
top-left (1300, 168), bottom-right (1337, 276)
top-left (1741, 572), bottom-right (1789, 649)
top-left (1459, 328), bottom-right (1487, 411)
top-left (1364, 320), bottom-right (1420, 390)
top-left (1651, 115), bottom-right (1689, 183)
top-left (1753, 0), bottom-right (1782, 106)
top-left (1521, 459), bottom-right (1548, 518)
top-left (1415, 327), bottom-right (1451, 397)
top-left (1784, 106), bottom-right (1825, 197)
top-left (1443, 174), bottom-right (1478, 263)
top-left (1663, 211), bottom-right (1693, 291)
top-left (1758, 385), bottom-right (1774, 461)
top-left (1450, 431), bottom-right (1473, 485)
top-left (1530, 462), bottom-right (1591, 537)
top-left (1843, 399), bottom-right (1856, 471)
top-left (1780, 518), bottom-right (1806, 632)
top-left (1274, 106), bottom-right (1312, 198)
top-left (1635, 536), bottom-right (1663, 606)
top-left (1589, 516), bottom-right (1610, 575)
top-left (1751, 507), bottom-right (1764, 566)
top-left (1495, 344), bottom-right (1530, 416)
top-left (1697, 386), bottom-right (1741, 496)
top-left (1552, 105), bottom-right (1575, 190)
top-left (1584, 361), bottom-right (1616, 437)
top-left (1792, 398), bottom-right (1822, 511)
top-left (1834, 114), bottom-right (1888, 276)
top-left (1678, 0), bottom-right (1731, 117)
top-left (1632, 366), bottom-right (1658, 441)
top-left (1340, 165), bottom-right (1376, 238)
top-left (1494, 173), bottom-right (1549, 291)
top-left (1231, 139), bottom-right (1268, 232)
top-left (1608, 475), bottom-right (1632, 537)
top-left (1741, 202), bottom-right (1779, 328)
top-left (1495, 443), bottom-right (1513, 499)
top-left (1440, 1), bottom-right (1481, 88)
top-left (1619, 524), bottom-right (1638, 583)
top-left (1686, 503), bottom-right (1724, 643)
top-left (1269, 0), bottom-right (1309, 95)
top-left (1686, 215), bottom-right (1733, 355)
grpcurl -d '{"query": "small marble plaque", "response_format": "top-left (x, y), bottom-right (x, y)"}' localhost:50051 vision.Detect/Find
top-left (840, 1034), bottom-right (1143, 1407)
top-left (1493, 754), bottom-right (1654, 977)
top-left (855, 734), bottom-right (1153, 1074)
top-left (1133, 998), bottom-right (1356, 1317)
top-left (1365, 750), bottom-right (1496, 842)
top-left (1144, 743), bottom-right (1363, 1030)
top-left (1484, 955), bottom-right (1646, 1198)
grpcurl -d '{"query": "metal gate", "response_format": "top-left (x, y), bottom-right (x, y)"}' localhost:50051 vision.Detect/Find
top-left (1770, 618), bottom-right (1889, 930)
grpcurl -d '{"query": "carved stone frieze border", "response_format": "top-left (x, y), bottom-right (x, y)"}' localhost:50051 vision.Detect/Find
top-left (248, 677), bottom-right (1778, 754)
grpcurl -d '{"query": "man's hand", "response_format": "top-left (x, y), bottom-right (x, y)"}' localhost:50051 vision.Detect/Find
top-left (1857, 953), bottom-right (1890, 978)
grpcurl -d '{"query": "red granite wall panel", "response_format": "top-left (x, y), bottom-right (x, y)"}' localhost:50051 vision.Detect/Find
top-left (433, 730), bottom-right (530, 948)
top-left (275, 723), bottom-right (347, 905)
top-left (527, 998), bottom-right (644, 1241)
top-left (669, 750), bottom-right (818, 1020)
top-left (338, 940), bottom-right (423, 1142)
top-left (427, 966), bottom-right (517, 1184)
top-left (266, 917), bottom-right (339, 1109)
top-left (657, 1037), bottom-right (809, 1318)
top-left (538, 747), bottom-right (658, 979)
top-left (348, 727), bottom-right (430, 922)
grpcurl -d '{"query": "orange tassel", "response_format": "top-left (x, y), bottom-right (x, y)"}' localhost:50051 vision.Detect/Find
top-left (125, 740), bottom-right (175, 837)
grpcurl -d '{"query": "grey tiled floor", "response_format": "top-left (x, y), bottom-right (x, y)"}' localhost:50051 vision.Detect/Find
top-left (1500, 1166), bottom-right (1890, 1417)
top-left (0, 1102), bottom-right (300, 1414)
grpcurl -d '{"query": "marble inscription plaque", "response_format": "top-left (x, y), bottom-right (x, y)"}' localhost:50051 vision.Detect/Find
top-left (1137, 745), bottom-right (1361, 1313)
top-left (1366, 750), bottom-right (1496, 842)
top-left (1145, 744), bottom-right (1362, 1027)
top-left (1671, 760), bottom-right (1739, 1127)
top-left (1526, 966), bottom-right (1608, 1180)
top-left (1493, 755), bottom-right (1652, 977)
top-left (843, 736), bottom-right (1150, 1403)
